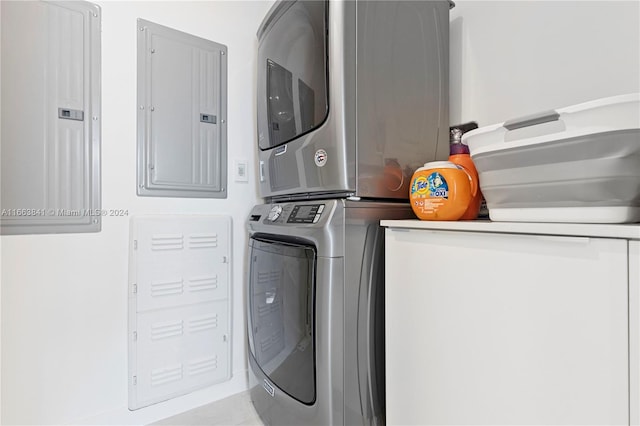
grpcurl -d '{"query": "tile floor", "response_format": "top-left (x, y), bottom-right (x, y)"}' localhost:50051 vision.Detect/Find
top-left (152, 391), bottom-right (264, 426)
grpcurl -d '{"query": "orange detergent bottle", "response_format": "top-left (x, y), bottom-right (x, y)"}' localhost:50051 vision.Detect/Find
top-left (409, 161), bottom-right (477, 221)
top-left (448, 127), bottom-right (482, 220)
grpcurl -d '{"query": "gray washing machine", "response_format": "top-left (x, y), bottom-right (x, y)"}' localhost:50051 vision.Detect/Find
top-left (246, 199), bottom-right (414, 425)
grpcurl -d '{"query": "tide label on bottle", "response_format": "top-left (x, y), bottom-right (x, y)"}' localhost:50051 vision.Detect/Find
top-left (409, 161), bottom-right (473, 221)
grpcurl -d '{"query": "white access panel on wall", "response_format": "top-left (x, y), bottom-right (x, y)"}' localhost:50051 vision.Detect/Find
top-left (137, 19), bottom-right (228, 198)
top-left (1, 0), bottom-right (101, 234)
top-left (128, 215), bottom-right (232, 410)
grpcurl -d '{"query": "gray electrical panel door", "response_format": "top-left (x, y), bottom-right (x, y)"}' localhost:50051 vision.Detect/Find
top-left (137, 19), bottom-right (228, 198)
top-left (1, 0), bottom-right (101, 235)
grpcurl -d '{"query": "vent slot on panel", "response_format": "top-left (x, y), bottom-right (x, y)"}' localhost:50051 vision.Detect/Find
top-left (151, 279), bottom-right (184, 297)
top-left (189, 356), bottom-right (218, 376)
top-left (189, 233), bottom-right (218, 249)
top-left (189, 275), bottom-right (218, 292)
top-left (151, 364), bottom-right (183, 387)
top-left (151, 234), bottom-right (185, 251)
top-left (151, 320), bottom-right (184, 341)
top-left (189, 314), bottom-right (219, 333)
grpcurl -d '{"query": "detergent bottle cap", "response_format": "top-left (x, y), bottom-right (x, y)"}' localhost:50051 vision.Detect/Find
top-left (449, 127), bottom-right (470, 155)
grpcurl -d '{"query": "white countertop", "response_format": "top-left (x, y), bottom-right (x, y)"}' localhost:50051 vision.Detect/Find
top-left (381, 219), bottom-right (640, 240)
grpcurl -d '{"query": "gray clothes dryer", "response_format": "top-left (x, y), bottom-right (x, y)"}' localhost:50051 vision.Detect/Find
top-left (246, 199), bottom-right (414, 425)
top-left (256, 0), bottom-right (451, 202)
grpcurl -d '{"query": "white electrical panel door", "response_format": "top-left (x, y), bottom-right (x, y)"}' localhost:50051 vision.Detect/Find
top-left (1, 0), bottom-right (101, 234)
top-left (128, 215), bottom-right (232, 410)
top-left (137, 19), bottom-right (227, 198)
top-left (385, 229), bottom-right (629, 425)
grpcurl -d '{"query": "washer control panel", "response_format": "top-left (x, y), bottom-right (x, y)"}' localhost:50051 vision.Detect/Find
top-left (250, 203), bottom-right (327, 225)
top-left (287, 204), bottom-right (325, 224)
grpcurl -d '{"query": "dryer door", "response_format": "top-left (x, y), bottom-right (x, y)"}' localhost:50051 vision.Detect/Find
top-left (257, 0), bottom-right (328, 150)
top-left (248, 233), bottom-right (316, 405)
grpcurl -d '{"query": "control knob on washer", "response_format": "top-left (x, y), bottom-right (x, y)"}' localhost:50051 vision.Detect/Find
top-left (267, 205), bottom-right (283, 222)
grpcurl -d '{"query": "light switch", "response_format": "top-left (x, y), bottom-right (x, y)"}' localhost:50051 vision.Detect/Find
top-left (234, 159), bottom-right (249, 182)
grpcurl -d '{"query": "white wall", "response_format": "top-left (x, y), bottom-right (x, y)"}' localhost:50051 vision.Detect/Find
top-left (450, 0), bottom-right (640, 126)
top-left (0, 1), bottom-right (272, 424)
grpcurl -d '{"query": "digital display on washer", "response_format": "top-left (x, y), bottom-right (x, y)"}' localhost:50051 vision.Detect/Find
top-left (287, 204), bottom-right (324, 223)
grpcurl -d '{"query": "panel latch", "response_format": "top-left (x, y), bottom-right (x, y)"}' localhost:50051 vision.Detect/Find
top-left (58, 108), bottom-right (84, 121)
top-left (200, 113), bottom-right (217, 124)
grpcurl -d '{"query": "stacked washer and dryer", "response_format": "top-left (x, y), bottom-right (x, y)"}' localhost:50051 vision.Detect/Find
top-left (246, 1), bottom-right (452, 424)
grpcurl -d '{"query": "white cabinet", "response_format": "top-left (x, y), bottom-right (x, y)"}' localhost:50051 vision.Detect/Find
top-left (383, 221), bottom-right (639, 425)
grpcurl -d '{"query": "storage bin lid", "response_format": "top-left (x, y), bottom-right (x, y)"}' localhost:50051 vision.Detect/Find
top-left (463, 93), bottom-right (640, 157)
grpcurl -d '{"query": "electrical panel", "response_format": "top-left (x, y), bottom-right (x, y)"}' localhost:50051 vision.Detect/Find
top-left (1, 0), bottom-right (101, 234)
top-left (137, 19), bottom-right (228, 198)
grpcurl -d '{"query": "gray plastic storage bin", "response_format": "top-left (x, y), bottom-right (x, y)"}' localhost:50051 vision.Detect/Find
top-left (464, 93), bottom-right (640, 223)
